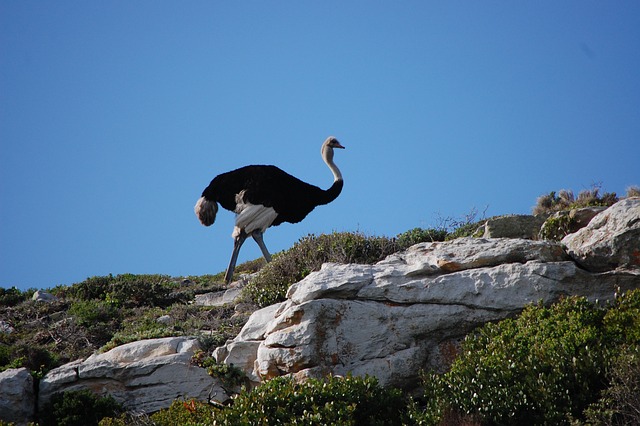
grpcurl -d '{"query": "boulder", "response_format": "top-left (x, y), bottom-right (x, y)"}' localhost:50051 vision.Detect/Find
top-left (0, 368), bottom-right (35, 425)
top-left (482, 214), bottom-right (547, 239)
top-left (216, 236), bottom-right (640, 389)
top-left (156, 315), bottom-right (172, 325)
top-left (194, 287), bottom-right (242, 307)
top-left (31, 290), bottom-right (58, 303)
top-left (194, 280), bottom-right (245, 307)
top-left (39, 337), bottom-right (228, 414)
top-left (563, 197), bottom-right (640, 272)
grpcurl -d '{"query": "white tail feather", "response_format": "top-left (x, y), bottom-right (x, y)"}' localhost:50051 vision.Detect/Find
top-left (194, 196), bottom-right (218, 226)
top-left (232, 195), bottom-right (278, 238)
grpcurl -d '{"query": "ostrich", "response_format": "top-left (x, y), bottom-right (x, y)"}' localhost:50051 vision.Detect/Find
top-left (195, 136), bottom-right (345, 283)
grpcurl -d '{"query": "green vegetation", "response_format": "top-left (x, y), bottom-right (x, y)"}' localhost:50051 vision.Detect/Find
top-left (206, 375), bottom-right (408, 426)
top-left (101, 375), bottom-right (408, 426)
top-left (40, 389), bottom-right (123, 426)
top-left (412, 290), bottom-right (640, 425)
top-left (191, 350), bottom-right (246, 390)
top-left (0, 286), bottom-right (34, 307)
top-left (0, 274), bottom-right (245, 374)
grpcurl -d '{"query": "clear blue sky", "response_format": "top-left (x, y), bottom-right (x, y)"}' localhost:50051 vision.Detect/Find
top-left (2, 2), bottom-right (639, 291)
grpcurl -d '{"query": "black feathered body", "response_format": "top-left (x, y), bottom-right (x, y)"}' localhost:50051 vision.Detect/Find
top-left (201, 165), bottom-right (343, 227)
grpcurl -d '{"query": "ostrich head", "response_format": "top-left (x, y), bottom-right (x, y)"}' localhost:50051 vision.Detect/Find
top-left (324, 136), bottom-right (345, 151)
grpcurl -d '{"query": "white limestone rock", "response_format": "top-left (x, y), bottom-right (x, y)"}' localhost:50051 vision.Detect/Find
top-left (563, 197), bottom-right (640, 271)
top-left (39, 337), bottom-right (227, 415)
top-left (377, 237), bottom-right (567, 274)
top-left (217, 235), bottom-right (639, 390)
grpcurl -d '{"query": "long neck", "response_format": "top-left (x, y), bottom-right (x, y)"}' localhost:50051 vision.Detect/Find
top-left (322, 145), bottom-right (343, 182)
top-left (318, 144), bottom-right (343, 205)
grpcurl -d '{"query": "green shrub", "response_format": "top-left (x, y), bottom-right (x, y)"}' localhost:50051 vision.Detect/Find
top-left (143, 399), bottom-right (215, 426)
top-left (191, 350), bottom-right (245, 390)
top-left (539, 212), bottom-right (575, 241)
top-left (0, 344), bottom-right (59, 377)
top-left (395, 227), bottom-right (448, 247)
top-left (133, 376), bottom-right (407, 425)
top-left (216, 375), bottom-right (407, 425)
top-left (140, 375), bottom-right (407, 426)
top-left (55, 274), bottom-right (184, 308)
top-left (583, 344), bottom-right (640, 425)
top-left (444, 221), bottom-right (484, 240)
top-left (0, 345), bottom-right (12, 369)
top-left (101, 314), bottom-right (173, 352)
top-left (417, 290), bottom-right (640, 425)
top-left (67, 299), bottom-right (121, 347)
top-left (603, 288), bottom-right (640, 343)
top-left (0, 287), bottom-right (33, 307)
top-left (431, 207), bottom-right (486, 241)
top-left (40, 389), bottom-right (123, 426)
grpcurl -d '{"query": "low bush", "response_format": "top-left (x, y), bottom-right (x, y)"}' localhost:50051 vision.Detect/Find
top-left (583, 344), bottom-right (640, 425)
top-left (53, 274), bottom-right (186, 308)
top-left (414, 289), bottom-right (640, 425)
top-left (40, 389), bottom-right (123, 426)
top-left (141, 375), bottom-right (408, 426)
top-left (0, 287), bottom-right (33, 307)
top-left (191, 350), bottom-right (246, 391)
top-left (538, 212), bottom-right (575, 241)
top-left (395, 227), bottom-right (448, 246)
top-left (0, 298), bottom-right (72, 373)
top-left (67, 299), bottom-right (122, 346)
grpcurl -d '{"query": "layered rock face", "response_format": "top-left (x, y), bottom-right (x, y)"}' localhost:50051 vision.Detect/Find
top-left (215, 198), bottom-right (640, 389)
top-left (39, 337), bottom-right (228, 415)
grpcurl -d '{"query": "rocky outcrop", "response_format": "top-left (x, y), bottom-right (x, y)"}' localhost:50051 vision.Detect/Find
top-left (38, 337), bottom-right (227, 415)
top-left (563, 197), bottom-right (640, 272)
top-left (215, 199), bottom-right (640, 389)
top-left (0, 368), bottom-right (35, 426)
top-left (3, 199), bottom-right (638, 422)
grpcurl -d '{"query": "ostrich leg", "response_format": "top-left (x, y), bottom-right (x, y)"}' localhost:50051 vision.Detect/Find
top-left (252, 230), bottom-right (272, 262)
top-left (225, 231), bottom-right (248, 284)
